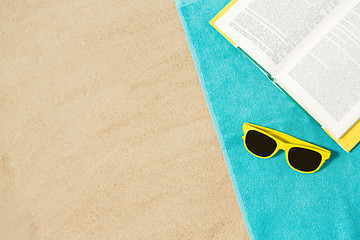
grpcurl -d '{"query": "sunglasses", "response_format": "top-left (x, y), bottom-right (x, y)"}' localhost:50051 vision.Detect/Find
top-left (242, 123), bottom-right (331, 173)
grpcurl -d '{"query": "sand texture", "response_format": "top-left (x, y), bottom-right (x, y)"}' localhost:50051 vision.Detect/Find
top-left (0, 0), bottom-right (248, 239)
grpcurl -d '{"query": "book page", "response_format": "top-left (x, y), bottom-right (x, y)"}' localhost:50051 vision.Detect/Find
top-left (276, 1), bottom-right (360, 139)
top-left (213, 0), bottom-right (349, 75)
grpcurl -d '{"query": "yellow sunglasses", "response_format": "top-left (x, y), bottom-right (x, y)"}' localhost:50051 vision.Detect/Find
top-left (242, 123), bottom-right (331, 174)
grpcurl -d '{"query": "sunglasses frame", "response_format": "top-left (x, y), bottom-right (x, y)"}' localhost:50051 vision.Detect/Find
top-left (242, 123), bottom-right (331, 174)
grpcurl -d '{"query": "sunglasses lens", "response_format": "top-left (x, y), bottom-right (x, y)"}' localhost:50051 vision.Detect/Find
top-left (288, 147), bottom-right (322, 172)
top-left (245, 130), bottom-right (277, 157)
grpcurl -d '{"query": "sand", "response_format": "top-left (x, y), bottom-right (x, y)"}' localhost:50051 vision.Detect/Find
top-left (0, 0), bottom-right (248, 239)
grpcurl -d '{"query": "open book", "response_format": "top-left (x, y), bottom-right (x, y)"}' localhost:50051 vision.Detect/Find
top-left (211, 0), bottom-right (360, 151)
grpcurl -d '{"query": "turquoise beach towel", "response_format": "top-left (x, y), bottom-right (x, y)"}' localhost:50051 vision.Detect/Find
top-left (175, 0), bottom-right (360, 239)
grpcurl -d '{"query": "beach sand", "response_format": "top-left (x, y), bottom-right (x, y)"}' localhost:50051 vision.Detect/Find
top-left (0, 0), bottom-right (248, 239)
